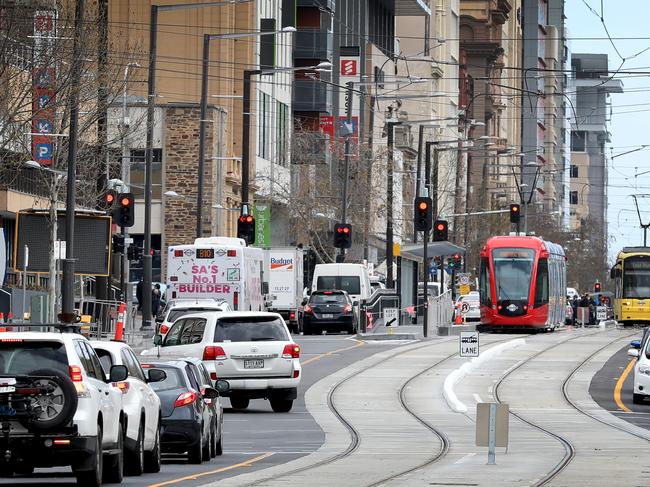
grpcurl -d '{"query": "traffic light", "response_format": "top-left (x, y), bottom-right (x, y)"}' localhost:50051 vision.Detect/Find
top-left (127, 245), bottom-right (143, 261)
top-left (509, 203), bottom-right (521, 223)
top-left (333, 223), bottom-right (352, 249)
top-left (414, 196), bottom-right (433, 232)
top-left (449, 253), bottom-right (462, 269)
top-left (237, 214), bottom-right (256, 244)
top-left (433, 220), bottom-right (448, 241)
top-left (99, 190), bottom-right (117, 211)
top-left (113, 193), bottom-right (135, 227)
top-left (112, 234), bottom-right (125, 253)
top-left (594, 282), bottom-right (602, 293)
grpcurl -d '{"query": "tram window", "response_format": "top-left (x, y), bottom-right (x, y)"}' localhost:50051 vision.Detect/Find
top-left (534, 259), bottom-right (549, 308)
top-left (479, 257), bottom-right (491, 306)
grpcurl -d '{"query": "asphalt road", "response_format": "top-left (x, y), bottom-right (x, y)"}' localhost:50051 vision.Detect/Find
top-left (589, 328), bottom-right (650, 429)
top-left (2, 333), bottom-right (395, 487)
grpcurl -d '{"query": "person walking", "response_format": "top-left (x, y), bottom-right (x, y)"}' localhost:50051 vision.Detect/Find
top-left (136, 279), bottom-right (144, 311)
top-left (152, 283), bottom-right (162, 319)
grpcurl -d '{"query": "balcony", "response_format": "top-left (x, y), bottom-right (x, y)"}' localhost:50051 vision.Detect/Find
top-left (293, 79), bottom-right (331, 113)
top-left (293, 29), bottom-right (333, 60)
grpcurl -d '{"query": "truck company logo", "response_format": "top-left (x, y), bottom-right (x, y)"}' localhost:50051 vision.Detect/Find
top-left (271, 257), bottom-right (293, 270)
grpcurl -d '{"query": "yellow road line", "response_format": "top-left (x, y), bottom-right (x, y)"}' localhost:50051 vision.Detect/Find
top-left (301, 339), bottom-right (365, 366)
top-left (614, 358), bottom-right (636, 413)
top-left (147, 452), bottom-right (274, 487)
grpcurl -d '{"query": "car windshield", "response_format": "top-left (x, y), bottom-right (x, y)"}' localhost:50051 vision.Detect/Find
top-left (623, 257), bottom-right (650, 298)
top-left (492, 248), bottom-right (535, 301)
top-left (0, 341), bottom-right (69, 375)
top-left (214, 317), bottom-right (289, 342)
top-left (148, 366), bottom-right (184, 392)
top-left (167, 307), bottom-right (222, 322)
top-left (317, 276), bottom-right (361, 295)
top-left (310, 293), bottom-right (347, 304)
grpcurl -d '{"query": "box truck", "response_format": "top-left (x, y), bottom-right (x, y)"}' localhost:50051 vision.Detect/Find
top-left (263, 248), bottom-right (304, 333)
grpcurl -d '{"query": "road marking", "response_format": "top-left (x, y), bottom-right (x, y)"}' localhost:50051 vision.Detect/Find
top-left (614, 358), bottom-right (636, 413)
top-left (147, 452), bottom-right (274, 487)
top-left (454, 452), bottom-right (476, 464)
top-left (301, 339), bottom-right (364, 366)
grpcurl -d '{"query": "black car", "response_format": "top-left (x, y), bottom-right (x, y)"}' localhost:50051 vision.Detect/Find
top-left (142, 360), bottom-right (223, 464)
top-left (302, 290), bottom-right (356, 335)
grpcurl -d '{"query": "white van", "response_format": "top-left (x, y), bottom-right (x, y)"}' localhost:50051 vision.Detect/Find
top-left (311, 263), bottom-right (372, 304)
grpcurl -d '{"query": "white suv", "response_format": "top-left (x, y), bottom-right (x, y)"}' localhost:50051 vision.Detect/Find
top-left (628, 328), bottom-right (650, 404)
top-left (156, 299), bottom-right (231, 336)
top-left (0, 330), bottom-right (127, 486)
top-left (92, 340), bottom-right (165, 475)
top-left (143, 311), bottom-right (301, 412)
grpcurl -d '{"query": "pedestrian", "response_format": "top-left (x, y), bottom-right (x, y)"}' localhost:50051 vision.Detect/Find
top-left (136, 279), bottom-right (144, 311)
top-left (152, 283), bottom-right (162, 318)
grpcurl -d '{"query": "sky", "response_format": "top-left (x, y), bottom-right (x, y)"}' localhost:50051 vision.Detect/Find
top-left (566, 1), bottom-right (650, 260)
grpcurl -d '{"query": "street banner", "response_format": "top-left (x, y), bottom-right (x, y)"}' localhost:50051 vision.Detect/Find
top-left (254, 203), bottom-right (271, 247)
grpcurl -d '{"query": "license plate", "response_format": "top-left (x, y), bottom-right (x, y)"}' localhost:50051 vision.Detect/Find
top-left (0, 386), bottom-right (15, 393)
top-left (244, 359), bottom-right (264, 369)
top-left (323, 314), bottom-right (334, 319)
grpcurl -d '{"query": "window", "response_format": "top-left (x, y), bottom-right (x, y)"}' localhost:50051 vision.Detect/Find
top-left (534, 258), bottom-right (549, 308)
top-left (121, 349), bottom-right (145, 382)
top-left (164, 318), bottom-right (206, 346)
top-left (276, 101), bottom-right (289, 166)
top-left (479, 257), bottom-right (492, 306)
top-left (130, 149), bottom-right (162, 199)
top-left (95, 349), bottom-right (114, 375)
top-left (570, 191), bottom-right (578, 205)
top-left (571, 131), bottom-right (586, 152)
top-left (184, 365), bottom-right (202, 391)
top-left (84, 343), bottom-right (106, 381)
top-left (257, 91), bottom-right (271, 160)
top-left (316, 276), bottom-right (361, 295)
top-left (570, 165), bottom-right (578, 178)
top-left (149, 366), bottom-right (183, 392)
top-left (214, 316), bottom-right (289, 342)
top-left (0, 342), bottom-right (68, 375)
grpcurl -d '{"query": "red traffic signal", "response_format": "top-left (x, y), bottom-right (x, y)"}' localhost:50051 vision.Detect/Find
top-left (594, 282), bottom-right (602, 293)
top-left (113, 193), bottom-right (134, 227)
top-left (414, 197), bottom-right (433, 232)
top-left (509, 203), bottom-right (521, 223)
top-left (334, 223), bottom-right (352, 249)
top-left (237, 214), bottom-right (256, 244)
top-left (433, 219), bottom-right (448, 241)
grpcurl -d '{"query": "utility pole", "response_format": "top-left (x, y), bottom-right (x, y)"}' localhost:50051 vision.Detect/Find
top-left (61, 0), bottom-right (85, 324)
top-left (386, 121), bottom-right (398, 289)
top-left (414, 125), bottom-right (425, 243)
top-left (339, 82), bottom-right (354, 263)
top-left (197, 34), bottom-right (210, 238)
top-left (363, 96), bottom-right (375, 262)
top-left (241, 69), bottom-right (253, 212)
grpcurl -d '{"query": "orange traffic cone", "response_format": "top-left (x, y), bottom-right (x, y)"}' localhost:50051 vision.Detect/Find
top-left (6, 312), bottom-right (12, 331)
top-left (0, 312), bottom-right (6, 332)
top-left (454, 308), bottom-right (462, 325)
top-left (114, 303), bottom-right (126, 341)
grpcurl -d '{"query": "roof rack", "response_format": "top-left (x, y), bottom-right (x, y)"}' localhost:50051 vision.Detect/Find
top-left (7, 323), bottom-right (82, 334)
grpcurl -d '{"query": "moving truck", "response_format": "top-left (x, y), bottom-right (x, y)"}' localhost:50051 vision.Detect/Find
top-left (263, 248), bottom-right (304, 333)
top-left (166, 237), bottom-right (266, 311)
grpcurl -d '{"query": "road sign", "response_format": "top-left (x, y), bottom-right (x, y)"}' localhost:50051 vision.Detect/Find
top-left (460, 301), bottom-right (470, 315)
top-left (457, 273), bottom-right (471, 285)
top-left (459, 284), bottom-right (471, 296)
top-left (460, 331), bottom-right (479, 357)
top-left (476, 402), bottom-right (509, 465)
top-left (596, 306), bottom-right (607, 321)
top-left (383, 308), bottom-right (399, 327)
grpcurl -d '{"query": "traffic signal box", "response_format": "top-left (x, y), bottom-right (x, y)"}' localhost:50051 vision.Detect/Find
top-left (112, 234), bottom-right (125, 253)
top-left (111, 193), bottom-right (135, 228)
top-left (594, 282), bottom-right (602, 293)
top-left (414, 196), bottom-right (433, 232)
top-left (334, 223), bottom-right (352, 249)
top-left (449, 253), bottom-right (462, 270)
top-left (101, 190), bottom-right (117, 211)
top-left (433, 220), bottom-right (448, 241)
top-left (509, 203), bottom-right (521, 223)
top-left (237, 214), bottom-right (256, 244)
top-left (127, 245), bottom-right (144, 261)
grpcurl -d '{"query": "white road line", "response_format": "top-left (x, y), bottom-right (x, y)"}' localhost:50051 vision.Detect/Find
top-left (454, 452), bottom-right (476, 464)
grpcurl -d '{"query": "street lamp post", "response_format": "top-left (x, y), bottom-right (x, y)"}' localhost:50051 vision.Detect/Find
top-left (386, 121), bottom-right (399, 289)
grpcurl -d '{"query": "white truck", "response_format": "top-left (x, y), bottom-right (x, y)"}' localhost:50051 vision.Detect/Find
top-left (263, 247), bottom-right (304, 333)
top-left (166, 237), bottom-right (266, 312)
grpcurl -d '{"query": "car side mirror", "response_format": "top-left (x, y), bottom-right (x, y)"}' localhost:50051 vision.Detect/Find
top-left (153, 334), bottom-right (163, 346)
top-left (628, 348), bottom-right (640, 358)
top-left (301, 298), bottom-right (308, 306)
top-left (109, 364), bottom-right (128, 382)
top-left (202, 387), bottom-right (219, 399)
top-left (147, 368), bottom-right (167, 383)
top-left (215, 379), bottom-right (230, 394)
top-left (631, 340), bottom-right (641, 349)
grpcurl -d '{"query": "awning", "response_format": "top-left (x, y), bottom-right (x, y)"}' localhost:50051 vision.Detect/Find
top-left (394, 0), bottom-right (431, 16)
top-left (400, 241), bottom-right (465, 262)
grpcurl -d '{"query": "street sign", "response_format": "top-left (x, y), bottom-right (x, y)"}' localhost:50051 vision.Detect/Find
top-left (383, 308), bottom-right (399, 327)
top-left (476, 402), bottom-right (509, 465)
top-left (459, 284), bottom-right (471, 296)
top-left (457, 273), bottom-right (471, 285)
top-left (460, 301), bottom-right (470, 315)
top-left (596, 306), bottom-right (607, 321)
top-left (460, 331), bottom-right (479, 357)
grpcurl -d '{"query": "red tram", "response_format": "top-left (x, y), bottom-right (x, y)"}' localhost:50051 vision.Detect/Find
top-left (479, 236), bottom-right (567, 331)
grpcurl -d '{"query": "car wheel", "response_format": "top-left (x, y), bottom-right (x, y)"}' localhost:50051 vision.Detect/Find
top-left (104, 424), bottom-right (124, 483)
top-left (634, 393), bottom-right (645, 404)
top-left (144, 424), bottom-right (162, 473)
top-left (75, 425), bottom-right (102, 487)
top-left (13, 463), bottom-right (34, 475)
top-left (188, 429), bottom-right (203, 464)
top-left (270, 398), bottom-right (293, 413)
top-left (202, 426), bottom-right (212, 461)
top-left (21, 368), bottom-right (78, 432)
top-left (126, 423), bottom-right (145, 476)
top-left (230, 397), bottom-right (249, 410)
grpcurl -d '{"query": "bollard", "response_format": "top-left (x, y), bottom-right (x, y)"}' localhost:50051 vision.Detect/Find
top-left (114, 303), bottom-right (126, 341)
top-left (0, 312), bottom-right (5, 332)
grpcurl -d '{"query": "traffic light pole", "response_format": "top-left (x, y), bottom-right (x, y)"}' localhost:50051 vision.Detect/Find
top-left (338, 82), bottom-right (354, 263)
top-left (422, 228), bottom-right (429, 338)
top-left (386, 122), bottom-right (398, 289)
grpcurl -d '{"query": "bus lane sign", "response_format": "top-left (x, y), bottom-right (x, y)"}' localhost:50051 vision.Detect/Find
top-left (460, 331), bottom-right (479, 357)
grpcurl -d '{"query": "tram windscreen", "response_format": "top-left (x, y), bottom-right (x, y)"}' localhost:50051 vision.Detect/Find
top-left (492, 248), bottom-right (535, 302)
top-left (623, 257), bottom-right (650, 298)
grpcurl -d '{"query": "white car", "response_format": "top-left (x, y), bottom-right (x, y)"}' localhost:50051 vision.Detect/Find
top-left (143, 311), bottom-right (301, 412)
top-left (628, 329), bottom-right (650, 404)
top-left (0, 330), bottom-right (127, 486)
top-left (156, 299), bottom-right (231, 335)
top-left (92, 341), bottom-right (165, 475)
top-left (455, 294), bottom-right (481, 322)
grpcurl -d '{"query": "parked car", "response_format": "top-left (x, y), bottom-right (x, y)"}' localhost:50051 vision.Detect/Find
top-left (143, 311), bottom-right (301, 412)
top-left (454, 294), bottom-right (481, 322)
top-left (0, 330), bottom-right (128, 486)
top-left (628, 327), bottom-right (650, 404)
top-left (140, 360), bottom-right (223, 463)
top-left (156, 299), bottom-right (231, 335)
top-left (92, 340), bottom-right (166, 475)
top-left (301, 290), bottom-right (356, 335)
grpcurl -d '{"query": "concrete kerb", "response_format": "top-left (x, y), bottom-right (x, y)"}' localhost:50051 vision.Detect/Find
top-left (204, 338), bottom-right (451, 487)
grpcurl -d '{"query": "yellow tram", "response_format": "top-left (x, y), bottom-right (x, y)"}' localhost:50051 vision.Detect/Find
top-left (612, 247), bottom-right (650, 324)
